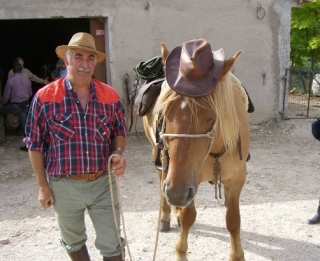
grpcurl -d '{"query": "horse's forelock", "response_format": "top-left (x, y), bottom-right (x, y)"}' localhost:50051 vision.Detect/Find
top-left (154, 81), bottom-right (208, 116)
top-left (154, 75), bottom-right (240, 152)
top-left (153, 81), bottom-right (179, 115)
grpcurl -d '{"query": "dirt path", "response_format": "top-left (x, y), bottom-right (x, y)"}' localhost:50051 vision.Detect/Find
top-left (1, 119), bottom-right (320, 261)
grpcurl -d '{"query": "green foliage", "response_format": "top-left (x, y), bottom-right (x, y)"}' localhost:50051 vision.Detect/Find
top-left (291, 0), bottom-right (320, 69)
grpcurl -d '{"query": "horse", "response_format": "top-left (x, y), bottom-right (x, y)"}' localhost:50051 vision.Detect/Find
top-left (142, 38), bottom-right (250, 261)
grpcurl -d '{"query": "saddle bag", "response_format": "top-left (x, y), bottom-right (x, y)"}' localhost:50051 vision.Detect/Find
top-left (133, 77), bottom-right (164, 116)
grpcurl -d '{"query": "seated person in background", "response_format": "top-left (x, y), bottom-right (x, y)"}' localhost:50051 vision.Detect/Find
top-left (56, 58), bottom-right (67, 78)
top-left (8, 57), bottom-right (49, 85)
top-left (0, 63), bottom-right (32, 151)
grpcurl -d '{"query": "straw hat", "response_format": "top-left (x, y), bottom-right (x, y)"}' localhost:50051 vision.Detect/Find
top-left (165, 38), bottom-right (225, 97)
top-left (55, 32), bottom-right (106, 64)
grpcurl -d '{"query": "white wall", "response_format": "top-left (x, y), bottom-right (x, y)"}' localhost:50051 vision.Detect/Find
top-left (0, 0), bottom-right (302, 128)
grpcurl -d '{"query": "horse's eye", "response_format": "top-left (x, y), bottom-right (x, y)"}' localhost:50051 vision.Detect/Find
top-left (207, 118), bottom-right (213, 123)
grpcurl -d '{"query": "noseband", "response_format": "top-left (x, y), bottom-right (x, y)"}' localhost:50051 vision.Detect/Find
top-left (159, 116), bottom-right (217, 151)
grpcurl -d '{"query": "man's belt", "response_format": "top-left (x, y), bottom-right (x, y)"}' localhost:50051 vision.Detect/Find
top-left (61, 170), bottom-right (105, 181)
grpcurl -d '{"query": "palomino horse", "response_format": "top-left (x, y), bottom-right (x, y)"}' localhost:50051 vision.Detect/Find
top-left (143, 38), bottom-right (250, 261)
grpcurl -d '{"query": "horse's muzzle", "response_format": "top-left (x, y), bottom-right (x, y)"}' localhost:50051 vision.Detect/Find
top-left (162, 180), bottom-right (196, 207)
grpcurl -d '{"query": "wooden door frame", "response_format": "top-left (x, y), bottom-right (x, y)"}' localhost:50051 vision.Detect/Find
top-left (90, 18), bottom-right (110, 84)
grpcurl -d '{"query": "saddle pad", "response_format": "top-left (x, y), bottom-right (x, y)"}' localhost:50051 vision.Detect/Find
top-left (230, 73), bottom-right (249, 111)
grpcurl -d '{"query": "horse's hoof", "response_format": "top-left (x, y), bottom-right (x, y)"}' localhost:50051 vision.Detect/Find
top-left (160, 220), bottom-right (170, 232)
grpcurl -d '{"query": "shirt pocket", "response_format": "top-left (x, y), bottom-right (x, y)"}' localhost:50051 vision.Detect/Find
top-left (50, 112), bottom-right (75, 141)
top-left (95, 115), bottom-right (112, 142)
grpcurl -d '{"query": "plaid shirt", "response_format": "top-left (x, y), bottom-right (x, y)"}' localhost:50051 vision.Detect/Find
top-left (25, 77), bottom-right (128, 176)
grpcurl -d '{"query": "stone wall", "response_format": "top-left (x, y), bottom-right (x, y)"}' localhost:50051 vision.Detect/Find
top-left (0, 0), bottom-right (302, 130)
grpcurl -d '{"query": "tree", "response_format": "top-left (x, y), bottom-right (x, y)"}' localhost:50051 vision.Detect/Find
top-left (291, 0), bottom-right (320, 71)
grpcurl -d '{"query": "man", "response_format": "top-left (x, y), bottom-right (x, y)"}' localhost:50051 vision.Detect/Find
top-left (8, 57), bottom-right (49, 85)
top-left (308, 119), bottom-right (320, 225)
top-left (24, 32), bottom-right (128, 261)
top-left (0, 63), bottom-right (32, 150)
top-left (56, 58), bottom-right (68, 78)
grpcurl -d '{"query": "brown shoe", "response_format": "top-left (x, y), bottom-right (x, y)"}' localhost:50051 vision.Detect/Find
top-left (67, 244), bottom-right (90, 261)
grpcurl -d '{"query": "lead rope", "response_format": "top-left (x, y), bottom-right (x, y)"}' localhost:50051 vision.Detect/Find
top-left (108, 154), bottom-right (133, 261)
top-left (152, 148), bottom-right (168, 261)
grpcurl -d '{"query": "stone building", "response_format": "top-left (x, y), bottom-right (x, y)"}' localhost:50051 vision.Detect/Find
top-left (0, 0), bottom-right (305, 129)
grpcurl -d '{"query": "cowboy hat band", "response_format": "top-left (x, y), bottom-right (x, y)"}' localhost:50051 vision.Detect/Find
top-left (55, 32), bottom-right (106, 64)
top-left (165, 38), bottom-right (225, 97)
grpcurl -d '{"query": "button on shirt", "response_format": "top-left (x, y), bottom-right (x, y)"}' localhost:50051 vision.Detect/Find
top-left (2, 73), bottom-right (32, 104)
top-left (24, 78), bottom-right (128, 176)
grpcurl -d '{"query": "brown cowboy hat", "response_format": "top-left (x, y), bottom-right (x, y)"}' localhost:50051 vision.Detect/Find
top-left (55, 32), bottom-right (106, 64)
top-left (165, 38), bottom-right (225, 97)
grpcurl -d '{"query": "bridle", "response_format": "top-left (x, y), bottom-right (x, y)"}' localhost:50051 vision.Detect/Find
top-left (158, 115), bottom-right (226, 199)
top-left (159, 114), bottom-right (246, 199)
top-left (159, 115), bottom-right (218, 156)
top-left (151, 115), bottom-right (227, 260)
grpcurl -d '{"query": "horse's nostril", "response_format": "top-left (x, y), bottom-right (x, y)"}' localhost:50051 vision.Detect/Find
top-left (162, 181), bottom-right (196, 207)
top-left (186, 187), bottom-right (195, 202)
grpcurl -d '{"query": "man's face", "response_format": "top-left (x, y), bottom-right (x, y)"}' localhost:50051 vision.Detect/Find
top-left (65, 49), bottom-right (96, 82)
top-left (18, 59), bottom-right (24, 67)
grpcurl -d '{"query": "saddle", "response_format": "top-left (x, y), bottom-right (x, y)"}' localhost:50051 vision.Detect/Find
top-left (129, 56), bottom-right (165, 131)
top-left (133, 77), bottom-right (164, 116)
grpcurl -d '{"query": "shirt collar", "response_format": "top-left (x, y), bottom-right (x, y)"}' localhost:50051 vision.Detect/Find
top-left (64, 77), bottom-right (96, 96)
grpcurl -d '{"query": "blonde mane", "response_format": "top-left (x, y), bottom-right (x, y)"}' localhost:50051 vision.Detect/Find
top-left (154, 72), bottom-right (240, 152)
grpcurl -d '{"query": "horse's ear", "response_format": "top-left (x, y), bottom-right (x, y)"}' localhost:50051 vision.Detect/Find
top-left (161, 43), bottom-right (170, 63)
top-left (219, 50), bottom-right (242, 79)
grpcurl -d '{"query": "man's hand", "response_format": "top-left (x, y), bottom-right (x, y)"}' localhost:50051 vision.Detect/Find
top-left (38, 186), bottom-right (55, 209)
top-left (43, 78), bottom-right (49, 85)
top-left (111, 154), bottom-right (127, 177)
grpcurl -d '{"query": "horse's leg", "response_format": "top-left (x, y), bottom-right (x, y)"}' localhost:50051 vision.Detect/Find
top-left (174, 204), bottom-right (197, 261)
top-left (157, 170), bottom-right (171, 232)
top-left (224, 168), bottom-right (246, 261)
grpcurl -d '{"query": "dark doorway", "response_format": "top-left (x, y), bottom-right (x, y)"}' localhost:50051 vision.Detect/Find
top-left (0, 18), bottom-right (106, 97)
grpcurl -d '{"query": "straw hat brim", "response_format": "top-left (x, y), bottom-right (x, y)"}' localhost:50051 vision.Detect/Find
top-left (55, 45), bottom-right (106, 64)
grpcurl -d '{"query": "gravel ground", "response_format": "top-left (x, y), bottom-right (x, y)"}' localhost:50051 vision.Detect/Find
top-left (1, 119), bottom-right (320, 261)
